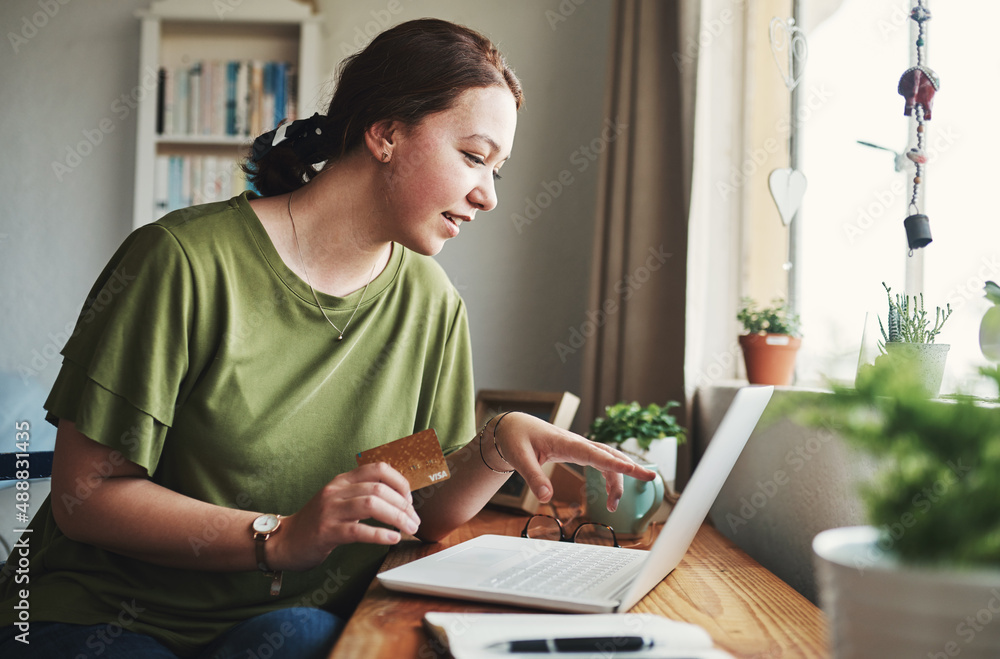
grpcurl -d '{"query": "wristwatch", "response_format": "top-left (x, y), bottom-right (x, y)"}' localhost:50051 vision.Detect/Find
top-left (252, 514), bottom-right (283, 596)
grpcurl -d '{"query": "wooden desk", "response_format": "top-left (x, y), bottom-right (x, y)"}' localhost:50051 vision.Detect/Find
top-left (330, 508), bottom-right (828, 658)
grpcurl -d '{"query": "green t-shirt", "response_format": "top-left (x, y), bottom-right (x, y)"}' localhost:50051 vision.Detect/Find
top-left (0, 192), bottom-right (476, 655)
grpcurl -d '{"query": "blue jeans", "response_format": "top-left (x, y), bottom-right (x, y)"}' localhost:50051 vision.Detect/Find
top-left (0, 607), bottom-right (343, 658)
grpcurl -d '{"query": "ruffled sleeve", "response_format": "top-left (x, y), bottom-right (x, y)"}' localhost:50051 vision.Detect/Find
top-left (45, 225), bottom-right (194, 475)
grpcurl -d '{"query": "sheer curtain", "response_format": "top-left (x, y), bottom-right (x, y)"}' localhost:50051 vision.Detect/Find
top-left (683, 0), bottom-right (750, 399)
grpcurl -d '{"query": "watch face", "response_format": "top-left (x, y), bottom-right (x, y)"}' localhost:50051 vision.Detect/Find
top-left (253, 514), bottom-right (280, 534)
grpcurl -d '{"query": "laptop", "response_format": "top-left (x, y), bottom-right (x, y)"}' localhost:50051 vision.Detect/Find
top-left (378, 385), bottom-right (774, 613)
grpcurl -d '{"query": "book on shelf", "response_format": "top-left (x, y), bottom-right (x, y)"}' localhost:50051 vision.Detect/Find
top-left (156, 68), bottom-right (166, 135)
top-left (188, 64), bottom-right (201, 137)
top-left (157, 59), bottom-right (297, 139)
top-left (153, 155), bottom-right (249, 222)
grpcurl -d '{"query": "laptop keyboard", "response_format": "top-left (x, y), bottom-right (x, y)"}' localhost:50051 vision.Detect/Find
top-left (478, 543), bottom-right (644, 599)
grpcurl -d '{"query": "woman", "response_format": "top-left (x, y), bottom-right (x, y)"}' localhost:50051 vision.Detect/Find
top-left (0, 18), bottom-right (654, 658)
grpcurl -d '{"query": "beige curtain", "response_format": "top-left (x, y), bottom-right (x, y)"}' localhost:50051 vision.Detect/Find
top-left (580, 0), bottom-right (700, 428)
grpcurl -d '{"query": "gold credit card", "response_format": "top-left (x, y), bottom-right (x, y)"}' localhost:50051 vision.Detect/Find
top-left (356, 429), bottom-right (451, 491)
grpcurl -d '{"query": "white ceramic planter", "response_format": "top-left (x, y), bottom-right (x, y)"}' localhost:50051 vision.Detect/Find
top-left (619, 436), bottom-right (677, 493)
top-left (813, 526), bottom-right (1000, 658)
top-left (884, 342), bottom-right (949, 397)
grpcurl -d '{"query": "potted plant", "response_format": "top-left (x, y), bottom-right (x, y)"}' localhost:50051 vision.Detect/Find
top-left (585, 402), bottom-right (686, 535)
top-left (877, 281), bottom-right (952, 396)
top-left (588, 401), bottom-right (687, 489)
top-left (803, 359), bottom-right (1000, 658)
top-left (737, 297), bottom-right (802, 385)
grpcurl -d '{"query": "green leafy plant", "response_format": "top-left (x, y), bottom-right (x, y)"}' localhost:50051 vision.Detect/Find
top-left (878, 282), bottom-right (952, 350)
top-left (587, 401), bottom-right (686, 452)
top-left (799, 359), bottom-right (1000, 567)
top-left (737, 297), bottom-right (801, 337)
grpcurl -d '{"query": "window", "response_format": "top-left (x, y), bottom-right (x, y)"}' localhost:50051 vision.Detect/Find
top-left (792, 0), bottom-right (998, 395)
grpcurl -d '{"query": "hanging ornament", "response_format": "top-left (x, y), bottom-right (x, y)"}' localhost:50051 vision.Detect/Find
top-left (768, 168), bottom-right (808, 227)
top-left (898, 65), bottom-right (940, 119)
top-left (768, 17), bottom-right (808, 91)
top-left (768, 16), bottom-right (809, 230)
top-left (898, 0), bottom-right (937, 253)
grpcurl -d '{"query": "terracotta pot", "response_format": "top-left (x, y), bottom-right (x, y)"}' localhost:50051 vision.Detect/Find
top-left (739, 333), bottom-right (801, 385)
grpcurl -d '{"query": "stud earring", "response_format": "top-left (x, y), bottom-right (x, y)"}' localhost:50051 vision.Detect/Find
top-left (382, 151), bottom-right (390, 162)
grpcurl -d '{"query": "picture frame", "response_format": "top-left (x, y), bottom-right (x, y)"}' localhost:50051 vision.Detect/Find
top-left (475, 390), bottom-right (581, 514)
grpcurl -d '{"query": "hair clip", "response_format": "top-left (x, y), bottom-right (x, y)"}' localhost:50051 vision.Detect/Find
top-left (251, 113), bottom-right (327, 163)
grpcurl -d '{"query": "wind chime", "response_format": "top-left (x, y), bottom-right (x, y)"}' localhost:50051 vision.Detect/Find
top-left (898, 0), bottom-right (938, 253)
top-left (767, 13), bottom-right (808, 299)
top-left (767, 16), bottom-right (808, 233)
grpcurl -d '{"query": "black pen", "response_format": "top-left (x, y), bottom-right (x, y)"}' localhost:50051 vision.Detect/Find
top-left (486, 636), bottom-right (654, 653)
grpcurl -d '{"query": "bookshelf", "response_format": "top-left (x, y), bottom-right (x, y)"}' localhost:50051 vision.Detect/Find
top-left (132, 0), bottom-right (323, 229)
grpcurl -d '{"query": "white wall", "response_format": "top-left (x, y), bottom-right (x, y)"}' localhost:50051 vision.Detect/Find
top-left (0, 0), bottom-right (613, 428)
top-left (317, 0), bottom-right (614, 407)
top-left (1, 0), bottom-right (148, 433)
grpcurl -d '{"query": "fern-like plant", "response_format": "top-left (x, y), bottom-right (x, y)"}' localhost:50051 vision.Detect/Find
top-left (878, 282), bottom-right (952, 351)
top-left (799, 360), bottom-right (1000, 567)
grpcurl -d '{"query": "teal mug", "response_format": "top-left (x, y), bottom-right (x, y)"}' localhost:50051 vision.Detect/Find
top-left (584, 463), bottom-right (665, 538)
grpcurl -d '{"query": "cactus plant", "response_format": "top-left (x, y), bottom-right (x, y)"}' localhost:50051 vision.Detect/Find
top-left (878, 282), bottom-right (952, 352)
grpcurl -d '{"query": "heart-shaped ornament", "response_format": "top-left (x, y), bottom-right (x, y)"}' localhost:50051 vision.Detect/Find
top-left (768, 168), bottom-right (807, 226)
top-left (769, 17), bottom-right (808, 91)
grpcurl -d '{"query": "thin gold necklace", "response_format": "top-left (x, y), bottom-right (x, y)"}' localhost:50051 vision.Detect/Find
top-left (287, 194), bottom-right (382, 341)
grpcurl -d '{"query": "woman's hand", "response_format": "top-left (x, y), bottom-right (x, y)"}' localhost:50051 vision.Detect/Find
top-left (270, 462), bottom-right (421, 572)
top-left (487, 412), bottom-right (657, 512)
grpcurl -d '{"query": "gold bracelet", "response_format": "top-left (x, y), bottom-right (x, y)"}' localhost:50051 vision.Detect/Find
top-left (492, 411), bottom-right (515, 464)
top-left (479, 413), bottom-right (514, 474)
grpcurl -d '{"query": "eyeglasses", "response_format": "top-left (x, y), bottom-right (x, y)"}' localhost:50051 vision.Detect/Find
top-left (521, 514), bottom-right (621, 548)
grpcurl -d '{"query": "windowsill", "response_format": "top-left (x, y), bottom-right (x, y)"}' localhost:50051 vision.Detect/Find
top-left (705, 379), bottom-right (999, 406)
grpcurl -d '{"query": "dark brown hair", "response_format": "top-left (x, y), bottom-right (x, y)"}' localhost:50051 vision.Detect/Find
top-left (243, 18), bottom-right (523, 197)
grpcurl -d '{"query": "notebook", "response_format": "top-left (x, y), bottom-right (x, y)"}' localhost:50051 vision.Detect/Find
top-left (377, 385), bottom-right (774, 613)
top-left (423, 612), bottom-right (737, 658)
